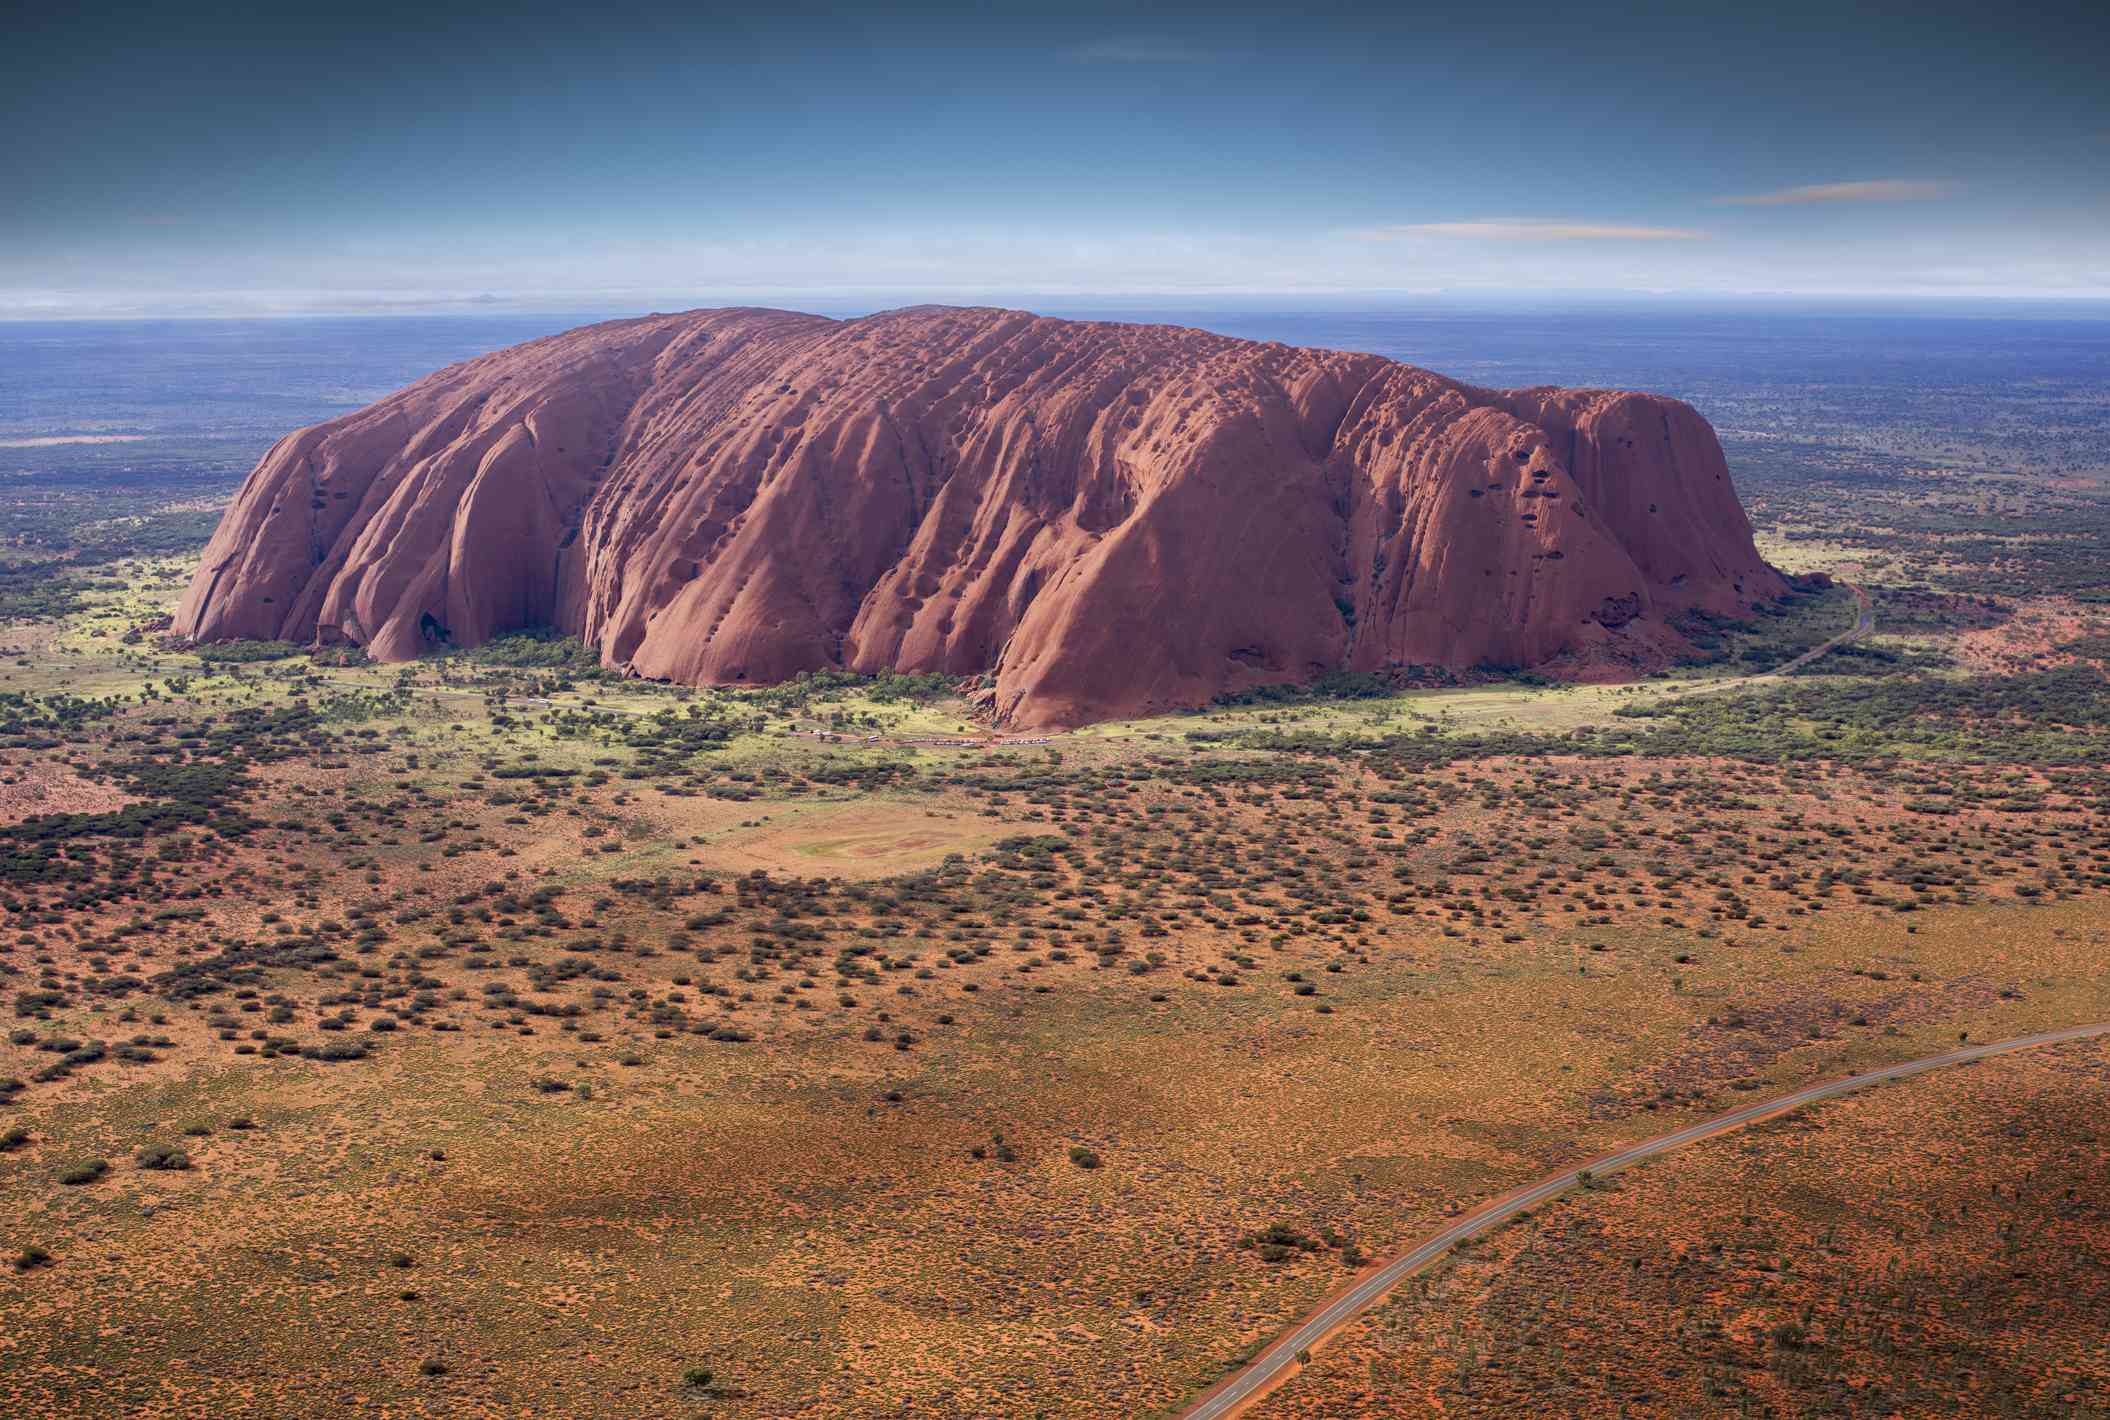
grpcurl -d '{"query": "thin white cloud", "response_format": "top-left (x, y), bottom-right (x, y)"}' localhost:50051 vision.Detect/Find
top-left (1713, 179), bottom-right (1954, 207)
top-left (1064, 39), bottom-right (1217, 64)
top-left (1350, 219), bottom-right (1708, 242)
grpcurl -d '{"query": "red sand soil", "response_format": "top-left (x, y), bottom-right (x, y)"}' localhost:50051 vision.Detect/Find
top-left (0, 761), bottom-right (138, 822)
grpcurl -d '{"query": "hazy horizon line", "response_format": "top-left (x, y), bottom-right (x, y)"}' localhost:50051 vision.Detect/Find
top-left (8, 287), bottom-right (2110, 324)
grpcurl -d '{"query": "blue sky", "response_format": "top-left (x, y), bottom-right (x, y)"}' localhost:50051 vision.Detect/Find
top-left (4, 0), bottom-right (2107, 315)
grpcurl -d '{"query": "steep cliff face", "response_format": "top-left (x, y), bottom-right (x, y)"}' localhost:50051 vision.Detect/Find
top-left (176, 305), bottom-right (1786, 726)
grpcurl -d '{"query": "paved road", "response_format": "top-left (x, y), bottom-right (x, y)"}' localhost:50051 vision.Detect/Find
top-left (1763, 580), bottom-right (1874, 678)
top-left (1178, 1019), bottom-right (2110, 1420)
top-left (1678, 580), bottom-right (1872, 699)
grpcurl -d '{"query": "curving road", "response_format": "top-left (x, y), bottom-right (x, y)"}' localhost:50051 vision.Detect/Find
top-left (1178, 1019), bottom-right (2110, 1420)
top-left (1678, 580), bottom-right (1872, 699)
top-left (1756, 579), bottom-right (1874, 678)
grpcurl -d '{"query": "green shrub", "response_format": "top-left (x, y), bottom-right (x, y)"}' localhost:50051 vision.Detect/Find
top-left (194, 639), bottom-right (303, 664)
